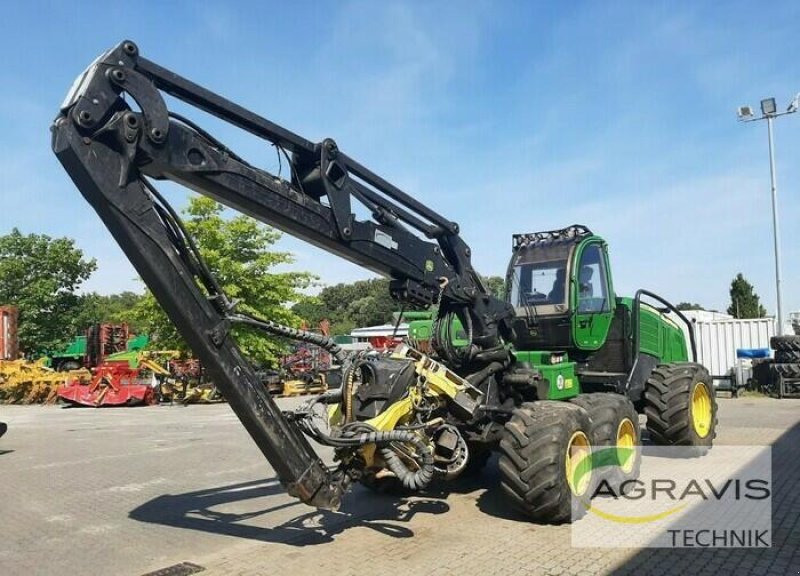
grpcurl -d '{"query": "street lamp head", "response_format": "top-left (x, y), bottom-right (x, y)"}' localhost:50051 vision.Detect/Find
top-left (761, 98), bottom-right (777, 116)
top-left (787, 93), bottom-right (800, 113)
top-left (737, 105), bottom-right (754, 120)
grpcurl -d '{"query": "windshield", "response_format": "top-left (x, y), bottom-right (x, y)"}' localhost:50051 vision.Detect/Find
top-left (509, 259), bottom-right (568, 308)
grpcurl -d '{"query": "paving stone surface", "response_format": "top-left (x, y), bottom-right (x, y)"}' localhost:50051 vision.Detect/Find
top-left (1, 396), bottom-right (798, 575)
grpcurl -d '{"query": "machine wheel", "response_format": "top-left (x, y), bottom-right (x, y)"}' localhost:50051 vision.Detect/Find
top-left (57, 360), bottom-right (81, 372)
top-left (644, 363), bottom-right (717, 450)
top-left (569, 393), bottom-right (641, 487)
top-left (773, 336), bottom-right (800, 363)
top-left (771, 335), bottom-right (800, 354)
top-left (771, 363), bottom-right (800, 379)
top-left (498, 401), bottom-right (593, 523)
top-left (775, 350), bottom-right (800, 363)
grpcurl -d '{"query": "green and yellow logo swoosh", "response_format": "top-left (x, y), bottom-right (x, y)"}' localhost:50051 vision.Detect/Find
top-left (572, 447), bottom-right (685, 524)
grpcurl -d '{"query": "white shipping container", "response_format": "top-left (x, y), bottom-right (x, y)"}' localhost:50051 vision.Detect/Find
top-left (688, 318), bottom-right (775, 377)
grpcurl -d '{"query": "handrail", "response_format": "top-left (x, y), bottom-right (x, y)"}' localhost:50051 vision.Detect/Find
top-left (625, 289), bottom-right (698, 391)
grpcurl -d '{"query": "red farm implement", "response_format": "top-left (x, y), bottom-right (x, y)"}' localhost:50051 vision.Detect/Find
top-left (57, 361), bottom-right (157, 407)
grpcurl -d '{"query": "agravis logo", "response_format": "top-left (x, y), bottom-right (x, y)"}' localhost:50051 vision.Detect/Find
top-left (570, 445), bottom-right (772, 548)
top-left (572, 447), bottom-right (771, 524)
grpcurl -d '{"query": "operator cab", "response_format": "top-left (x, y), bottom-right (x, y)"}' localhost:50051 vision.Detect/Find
top-left (506, 225), bottom-right (615, 352)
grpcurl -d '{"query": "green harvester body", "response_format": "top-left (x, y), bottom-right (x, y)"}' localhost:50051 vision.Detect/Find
top-left (408, 226), bottom-right (692, 404)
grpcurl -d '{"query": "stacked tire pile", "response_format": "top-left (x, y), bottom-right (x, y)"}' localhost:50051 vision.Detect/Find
top-left (770, 335), bottom-right (800, 397)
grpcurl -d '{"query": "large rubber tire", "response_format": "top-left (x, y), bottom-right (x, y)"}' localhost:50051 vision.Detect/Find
top-left (776, 350), bottom-right (800, 363)
top-left (771, 335), bottom-right (800, 353)
top-left (498, 401), bottom-right (593, 524)
top-left (569, 393), bottom-right (641, 488)
top-left (644, 364), bottom-right (717, 450)
top-left (772, 363), bottom-right (800, 379)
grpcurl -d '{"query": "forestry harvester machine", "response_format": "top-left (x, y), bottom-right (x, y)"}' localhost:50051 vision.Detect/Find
top-left (52, 41), bottom-right (717, 522)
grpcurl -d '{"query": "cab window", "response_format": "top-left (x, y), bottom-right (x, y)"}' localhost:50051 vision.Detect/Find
top-left (510, 259), bottom-right (568, 307)
top-left (508, 241), bottom-right (573, 313)
top-left (576, 244), bottom-right (609, 313)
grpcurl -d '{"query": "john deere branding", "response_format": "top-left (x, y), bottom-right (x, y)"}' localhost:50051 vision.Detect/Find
top-left (571, 446), bottom-right (772, 548)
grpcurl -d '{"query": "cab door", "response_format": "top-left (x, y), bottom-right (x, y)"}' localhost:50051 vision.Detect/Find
top-left (571, 240), bottom-right (615, 350)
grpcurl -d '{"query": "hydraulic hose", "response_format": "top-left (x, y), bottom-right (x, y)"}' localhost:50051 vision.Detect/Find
top-left (145, 178), bottom-right (348, 369)
top-left (229, 314), bottom-right (347, 364)
top-left (380, 441), bottom-right (435, 490)
top-left (295, 413), bottom-right (436, 491)
top-left (466, 361), bottom-right (506, 387)
top-left (361, 429), bottom-right (435, 491)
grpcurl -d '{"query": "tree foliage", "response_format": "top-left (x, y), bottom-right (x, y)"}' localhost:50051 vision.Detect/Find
top-left (293, 275), bottom-right (507, 337)
top-left (676, 302), bottom-right (705, 311)
top-left (72, 291), bottom-right (145, 333)
top-left (727, 273), bottom-right (766, 319)
top-left (132, 197), bottom-right (313, 366)
top-left (293, 278), bottom-right (396, 336)
top-left (482, 275), bottom-right (506, 299)
top-left (0, 228), bottom-right (96, 356)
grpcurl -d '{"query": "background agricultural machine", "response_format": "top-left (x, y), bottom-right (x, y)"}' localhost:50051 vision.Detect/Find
top-left (56, 352), bottom-right (215, 407)
top-left (0, 358), bottom-right (90, 404)
top-left (48, 323), bottom-right (145, 371)
top-left (45, 324), bottom-right (158, 406)
top-left (277, 320), bottom-right (333, 396)
top-left (56, 360), bottom-right (160, 406)
top-left (52, 41), bottom-right (717, 523)
top-left (0, 306), bottom-right (19, 361)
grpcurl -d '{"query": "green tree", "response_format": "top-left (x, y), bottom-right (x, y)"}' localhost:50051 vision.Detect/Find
top-left (293, 275), bottom-right (508, 337)
top-left (0, 228), bottom-right (96, 356)
top-left (676, 302), bottom-right (705, 311)
top-left (482, 275), bottom-right (506, 299)
top-left (727, 273), bottom-right (767, 319)
top-left (132, 197), bottom-right (313, 366)
top-left (293, 278), bottom-right (397, 335)
top-left (71, 291), bottom-right (146, 333)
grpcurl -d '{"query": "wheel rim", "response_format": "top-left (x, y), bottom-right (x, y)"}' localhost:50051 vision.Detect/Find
top-left (566, 430), bottom-right (592, 496)
top-left (616, 417), bottom-right (636, 473)
top-left (691, 382), bottom-right (712, 438)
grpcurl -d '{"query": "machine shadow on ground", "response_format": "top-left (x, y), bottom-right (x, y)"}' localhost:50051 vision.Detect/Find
top-left (129, 477), bottom-right (450, 546)
top-left (131, 417), bottom-right (800, 554)
top-left (128, 454), bottom-right (578, 542)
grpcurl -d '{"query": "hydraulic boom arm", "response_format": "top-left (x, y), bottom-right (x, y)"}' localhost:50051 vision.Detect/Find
top-left (52, 41), bottom-right (515, 509)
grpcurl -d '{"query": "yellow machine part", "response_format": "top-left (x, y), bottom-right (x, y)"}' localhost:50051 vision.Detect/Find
top-left (181, 386), bottom-right (223, 404)
top-left (0, 360), bottom-right (90, 404)
top-left (328, 345), bottom-right (480, 468)
top-left (282, 374), bottom-right (327, 397)
top-left (138, 358), bottom-right (171, 376)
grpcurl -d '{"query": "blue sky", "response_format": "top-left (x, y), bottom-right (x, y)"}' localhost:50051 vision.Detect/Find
top-left (1, 1), bottom-right (799, 316)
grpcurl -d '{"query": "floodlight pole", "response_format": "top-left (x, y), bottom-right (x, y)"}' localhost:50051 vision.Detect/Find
top-left (765, 115), bottom-right (784, 336)
top-left (738, 98), bottom-right (796, 336)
